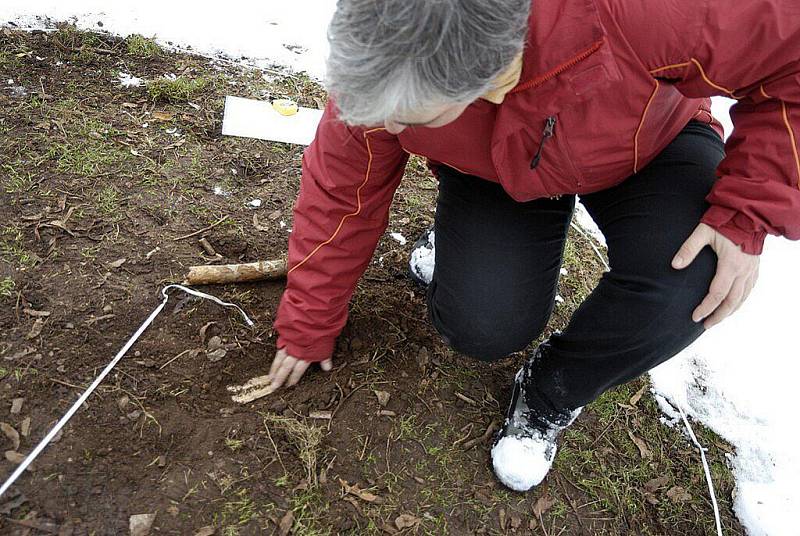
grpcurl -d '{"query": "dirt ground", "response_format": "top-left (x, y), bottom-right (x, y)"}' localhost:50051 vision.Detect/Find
top-left (0, 27), bottom-right (744, 535)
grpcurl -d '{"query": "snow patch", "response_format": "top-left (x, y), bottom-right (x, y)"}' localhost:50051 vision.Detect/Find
top-left (117, 72), bottom-right (142, 87)
top-left (389, 232), bottom-right (406, 245)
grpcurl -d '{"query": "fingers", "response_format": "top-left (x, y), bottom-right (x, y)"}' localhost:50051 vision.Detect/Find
top-left (268, 349), bottom-right (333, 392)
top-left (270, 353), bottom-right (297, 391)
top-left (286, 360), bottom-right (311, 387)
top-left (673, 225), bottom-right (712, 270)
top-left (703, 278), bottom-right (745, 329)
top-left (692, 269), bottom-right (735, 323)
top-left (269, 347), bottom-right (287, 378)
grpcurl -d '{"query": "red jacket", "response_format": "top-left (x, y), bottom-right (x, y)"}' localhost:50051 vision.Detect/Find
top-left (275, 0), bottom-right (800, 362)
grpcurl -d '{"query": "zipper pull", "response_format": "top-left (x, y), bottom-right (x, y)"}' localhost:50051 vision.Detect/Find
top-left (530, 116), bottom-right (557, 169)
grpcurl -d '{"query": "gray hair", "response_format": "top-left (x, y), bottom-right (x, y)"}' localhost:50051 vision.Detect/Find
top-left (326, 0), bottom-right (531, 126)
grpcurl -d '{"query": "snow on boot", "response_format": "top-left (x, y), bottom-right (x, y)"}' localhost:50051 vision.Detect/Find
top-left (408, 227), bottom-right (435, 287)
top-left (491, 347), bottom-right (581, 492)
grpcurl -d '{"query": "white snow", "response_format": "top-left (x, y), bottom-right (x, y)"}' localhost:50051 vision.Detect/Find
top-left (117, 72), bottom-right (142, 88)
top-left (0, 1), bottom-right (334, 78)
top-left (389, 232), bottom-right (407, 245)
top-left (247, 199), bottom-right (262, 209)
top-left (409, 230), bottom-right (435, 285)
top-left (491, 435), bottom-right (555, 492)
top-left (3, 4), bottom-right (799, 534)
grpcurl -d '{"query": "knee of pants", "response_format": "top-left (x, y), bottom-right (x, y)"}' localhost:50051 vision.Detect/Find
top-left (611, 246), bottom-right (717, 346)
top-left (428, 299), bottom-right (549, 362)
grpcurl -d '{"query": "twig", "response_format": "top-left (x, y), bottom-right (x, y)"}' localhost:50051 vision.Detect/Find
top-left (264, 418), bottom-right (287, 475)
top-left (463, 419), bottom-right (500, 450)
top-left (49, 377), bottom-right (87, 390)
top-left (172, 216), bottom-right (229, 241)
top-left (159, 349), bottom-right (193, 370)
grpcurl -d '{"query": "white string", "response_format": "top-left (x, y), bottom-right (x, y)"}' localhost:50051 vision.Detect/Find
top-left (678, 404), bottom-right (724, 536)
top-left (0, 284), bottom-right (253, 498)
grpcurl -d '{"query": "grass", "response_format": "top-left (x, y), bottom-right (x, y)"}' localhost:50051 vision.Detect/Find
top-left (95, 186), bottom-right (121, 214)
top-left (554, 379), bottom-right (737, 534)
top-left (0, 277), bottom-right (15, 298)
top-left (263, 414), bottom-right (324, 486)
top-left (290, 488), bottom-right (333, 536)
top-left (44, 115), bottom-right (129, 176)
top-left (125, 34), bottom-right (162, 57)
top-left (213, 488), bottom-right (261, 535)
top-left (0, 227), bottom-right (35, 268)
top-left (148, 76), bottom-right (210, 103)
top-left (2, 164), bottom-right (36, 194)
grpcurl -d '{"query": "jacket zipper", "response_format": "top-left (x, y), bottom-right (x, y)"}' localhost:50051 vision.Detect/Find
top-left (530, 116), bottom-right (557, 169)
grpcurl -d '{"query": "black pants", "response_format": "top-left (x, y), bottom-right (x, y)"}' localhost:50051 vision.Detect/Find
top-left (427, 121), bottom-right (725, 419)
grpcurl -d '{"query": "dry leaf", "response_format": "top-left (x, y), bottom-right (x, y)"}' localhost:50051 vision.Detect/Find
top-left (108, 258), bottom-right (127, 269)
top-left (374, 390), bottom-right (390, 407)
top-left (630, 383), bottom-right (648, 406)
top-left (23, 308), bottom-right (51, 318)
top-left (339, 479), bottom-right (383, 503)
top-left (278, 510), bottom-right (294, 536)
top-left (666, 486), bottom-right (692, 503)
top-left (252, 213), bottom-right (270, 232)
top-left (268, 209), bottom-right (282, 221)
top-left (532, 495), bottom-right (556, 517)
top-left (0, 423), bottom-right (20, 451)
top-left (498, 508), bottom-right (507, 530)
top-left (10, 398), bottom-right (23, 415)
top-left (20, 417), bottom-right (31, 438)
top-left (644, 476), bottom-right (670, 493)
top-left (152, 111), bottom-right (174, 121)
top-left (510, 513), bottom-right (522, 529)
top-left (4, 451), bottom-right (29, 468)
top-left (130, 513), bottom-right (156, 536)
top-left (207, 335), bottom-right (223, 350)
top-left (26, 319), bottom-right (44, 340)
top-left (194, 527), bottom-right (215, 536)
top-left (395, 514), bottom-right (421, 530)
top-left (309, 411), bottom-right (332, 420)
top-left (627, 431), bottom-right (652, 459)
top-left (198, 321), bottom-right (216, 344)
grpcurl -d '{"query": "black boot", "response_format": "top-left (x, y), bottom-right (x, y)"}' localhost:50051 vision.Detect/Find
top-left (492, 343), bottom-right (581, 491)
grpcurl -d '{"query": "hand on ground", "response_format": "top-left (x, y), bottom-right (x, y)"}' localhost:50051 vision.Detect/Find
top-left (672, 223), bottom-right (760, 329)
top-left (268, 348), bottom-right (333, 390)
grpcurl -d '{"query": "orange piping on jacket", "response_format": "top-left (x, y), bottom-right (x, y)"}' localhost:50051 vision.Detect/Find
top-left (633, 80), bottom-right (660, 173)
top-left (649, 58), bottom-right (743, 99)
top-left (288, 127), bottom-right (383, 275)
top-left (781, 101), bottom-right (800, 189)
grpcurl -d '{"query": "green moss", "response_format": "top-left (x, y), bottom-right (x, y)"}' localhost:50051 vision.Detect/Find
top-left (148, 76), bottom-right (210, 103)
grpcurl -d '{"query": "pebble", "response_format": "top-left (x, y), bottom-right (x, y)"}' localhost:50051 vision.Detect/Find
top-left (10, 398), bottom-right (23, 415)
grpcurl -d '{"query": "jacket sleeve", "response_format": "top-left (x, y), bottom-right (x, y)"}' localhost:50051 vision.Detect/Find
top-left (625, 0), bottom-right (800, 254)
top-left (273, 101), bottom-right (408, 362)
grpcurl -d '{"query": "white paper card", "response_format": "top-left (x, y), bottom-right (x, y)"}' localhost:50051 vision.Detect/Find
top-left (221, 96), bottom-right (324, 146)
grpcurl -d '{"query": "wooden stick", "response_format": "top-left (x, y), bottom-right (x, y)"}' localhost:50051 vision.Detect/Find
top-left (183, 258), bottom-right (287, 285)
